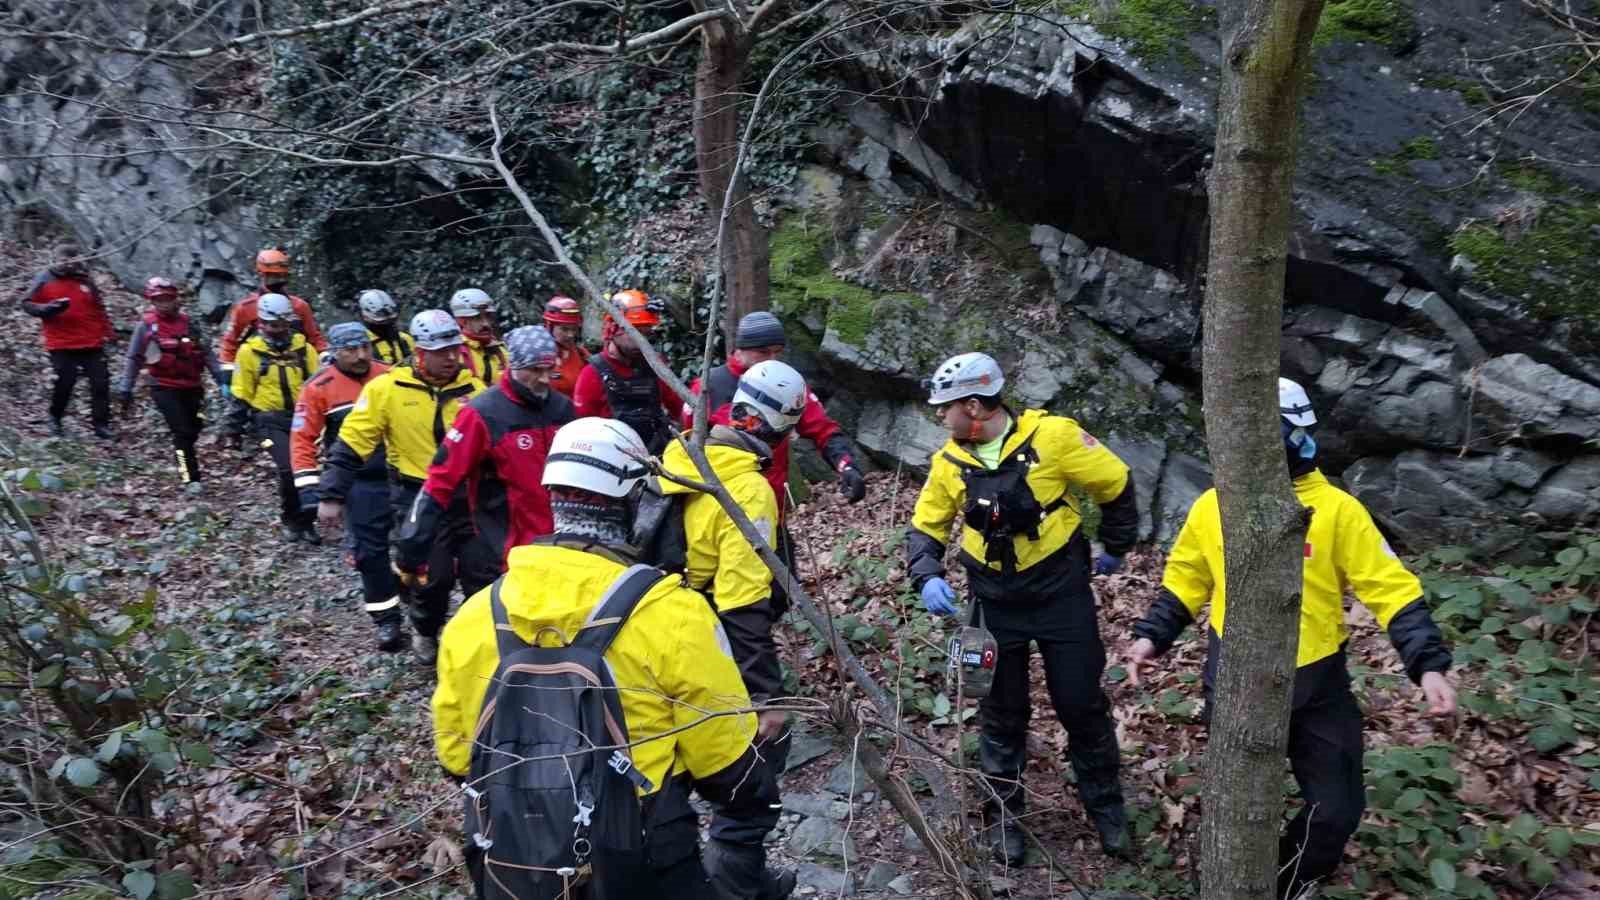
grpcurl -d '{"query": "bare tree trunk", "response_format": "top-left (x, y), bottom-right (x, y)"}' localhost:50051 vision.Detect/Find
top-left (693, 6), bottom-right (770, 345)
top-left (1200, 2), bottom-right (1325, 899)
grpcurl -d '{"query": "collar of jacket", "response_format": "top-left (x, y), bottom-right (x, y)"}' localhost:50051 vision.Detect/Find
top-left (942, 405), bottom-right (1033, 466)
top-left (394, 365), bottom-right (476, 393)
top-left (499, 372), bottom-right (551, 408)
top-left (724, 353), bottom-right (750, 378)
top-left (708, 424), bottom-right (773, 467)
top-left (248, 332), bottom-right (308, 354)
top-left (532, 533), bottom-right (640, 565)
top-left (330, 360), bottom-right (388, 387)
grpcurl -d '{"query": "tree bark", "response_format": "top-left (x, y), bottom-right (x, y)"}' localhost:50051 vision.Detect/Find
top-left (692, 3), bottom-right (770, 346)
top-left (1200, 2), bottom-right (1325, 899)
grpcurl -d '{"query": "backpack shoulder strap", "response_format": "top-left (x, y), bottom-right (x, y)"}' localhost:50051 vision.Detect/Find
top-left (573, 564), bottom-right (665, 655)
top-left (488, 576), bottom-right (528, 659)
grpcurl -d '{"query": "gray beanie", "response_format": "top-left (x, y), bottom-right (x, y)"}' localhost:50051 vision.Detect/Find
top-left (506, 325), bottom-right (560, 369)
top-left (735, 311), bottom-right (787, 349)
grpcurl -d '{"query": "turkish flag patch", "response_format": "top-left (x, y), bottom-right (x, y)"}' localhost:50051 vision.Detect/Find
top-left (1304, 542), bottom-right (1314, 559)
top-left (1082, 432), bottom-right (1099, 447)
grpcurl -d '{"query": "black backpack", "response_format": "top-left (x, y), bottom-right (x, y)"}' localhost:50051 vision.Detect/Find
top-left (630, 482), bottom-right (689, 575)
top-left (463, 564), bottom-right (664, 899)
top-left (944, 429), bottom-right (1069, 575)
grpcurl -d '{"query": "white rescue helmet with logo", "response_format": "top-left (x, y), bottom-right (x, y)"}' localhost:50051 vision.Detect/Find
top-left (542, 417), bottom-right (650, 497)
top-left (257, 292), bottom-right (295, 322)
top-left (925, 352), bottom-right (1004, 406)
top-left (358, 289), bottom-right (398, 321)
top-left (449, 287), bottom-right (494, 318)
top-left (410, 309), bottom-right (465, 350)
top-left (733, 360), bottom-right (807, 436)
top-left (1279, 377), bottom-right (1317, 427)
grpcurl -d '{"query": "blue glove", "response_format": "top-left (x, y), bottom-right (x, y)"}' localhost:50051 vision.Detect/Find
top-left (1094, 554), bottom-right (1123, 577)
top-left (920, 578), bottom-right (959, 616)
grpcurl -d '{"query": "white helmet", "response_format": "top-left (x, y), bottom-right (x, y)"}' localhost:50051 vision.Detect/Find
top-left (257, 293), bottom-right (295, 322)
top-left (1279, 377), bottom-right (1317, 427)
top-left (358, 289), bottom-right (397, 321)
top-left (543, 417), bottom-right (650, 498)
top-left (409, 309), bottom-right (464, 350)
top-left (925, 352), bottom-right (1004, 405)
top-left (449, 287), bottom-right (494, 318)
top-left (733, 360), bottom-right (807, 436)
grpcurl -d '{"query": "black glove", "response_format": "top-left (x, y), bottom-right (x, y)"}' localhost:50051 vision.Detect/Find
top-left (26, 299), bottom-right (70, 319)
top-left (838, 465), bottom-right (866, 504)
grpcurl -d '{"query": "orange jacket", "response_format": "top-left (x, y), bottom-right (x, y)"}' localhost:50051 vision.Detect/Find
top-left (291, 362), bottom-right (390, 498)
top-left (220, 291), bottom-right (326, 365)
top-left (549, 343), bottom-right (589, 399)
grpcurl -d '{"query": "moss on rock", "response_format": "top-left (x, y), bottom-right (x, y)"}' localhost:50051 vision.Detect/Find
top-left (1448, 164), bottom-right (1600, 325)
top-left (1055, 0), bottom-right (1213, 62)
top-left (1314, 0), bottom-right (1413, 48)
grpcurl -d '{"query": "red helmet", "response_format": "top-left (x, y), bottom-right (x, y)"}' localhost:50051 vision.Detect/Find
top-left (607, 289), bottom-right (662, 328)
top-left (543, 296), bottom-right (582, 326)
top-left (143, 276), bottom-right (179, 300)
top-left (255, 248), bottom-right (290, 278)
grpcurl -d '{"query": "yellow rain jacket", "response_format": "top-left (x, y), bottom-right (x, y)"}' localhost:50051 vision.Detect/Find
top-left (365, 328), bottom-right (414, 367)
top-left (1160, 470), bottom-right (1423, 668)
top-left (332, 364), bottom-right (483, 481)
top-left (910, 408), bottom-right (1131, 577)
top-left (659, 432), bottom-right (779, 613)
top-left (232, 333), bottom-right (318, 414)
top-left (432, 542), bottom-right (757, 786)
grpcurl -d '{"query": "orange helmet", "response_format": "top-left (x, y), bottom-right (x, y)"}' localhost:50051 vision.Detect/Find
top-left (255, 248), bottom-right (290, 278)
top-left (608, 289), bottom-right (662, 328)
top-left (543, 296), bottom-right (582, 326)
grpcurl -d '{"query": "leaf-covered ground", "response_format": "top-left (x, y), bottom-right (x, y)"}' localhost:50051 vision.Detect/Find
top-left (0, 240), bottom-right (1596, 899)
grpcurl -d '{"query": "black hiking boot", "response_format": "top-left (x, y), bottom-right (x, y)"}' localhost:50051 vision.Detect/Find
top-left (986, 819), bottom-right (1026, 867)
top-left (1089, 805), bottom-right (1135, 862)
top-left (375, 619), bottom-right (406, 653)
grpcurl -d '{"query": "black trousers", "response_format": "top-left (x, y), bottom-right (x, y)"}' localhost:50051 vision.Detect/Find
top-left (256, 415), bottom-right (314, 529)
top-left (390, 481), bottom-right (499, 638)
top-left (1274, 658), bottom-right (1367, 898)
top-left (48, 348), bottom-right (110, 426)
top-left (346, 477), bottom-right (400, 624)
top-left (151, 386), bottom-right (205, 483)
top-left (972, 536), bottom-right (1124, 824)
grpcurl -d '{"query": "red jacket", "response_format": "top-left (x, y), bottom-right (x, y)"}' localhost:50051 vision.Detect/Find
top-left (219, 291), bottom-right (326, 365)
top-left (21, 272), bottom-right (114, 351)
top-left (684, 354), bottom-right (852, 513)
top-left (572, 346), bottom-right (683, 451)
top-left (549, 343), bottom-right (590, 399)
top-left (397, 374), bottom-right (576, 567)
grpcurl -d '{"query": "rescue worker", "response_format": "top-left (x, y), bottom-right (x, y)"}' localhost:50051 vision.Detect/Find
top-left (684, 311), bottom-right (868, 510)
top-left (449, 288), bottom-right (507, 385)
top-left (905, 352), bottom-right (1138, 865)
top-left (19, 242), bottom-right (116, 439)
top-left (118, 277), bottom-right (225, 484)
top-left (291, 323), bottom-right (404, 652)
top-left (543, 295), bottom-right (589, 399)
top-left (229, 294), bottom-right (322, 542)
top-left (1127, 378), bottom-right (1456, 900)
top-left (658, 360), bottom-right (805, 775)
top-left (358, 289), bottom-right (414, 366)
top-left (433, 417), bottom-right (791, 899)
top-left (397, 325), bottom-right (574, 573)
top-left (218, 248), bottom-right (327, 383)
top-left (682, 310), bottom-right (869, 610)
top-left (572, 289), bottom-right (683, 453)
top-left (317, 309), bottom-right (489, 664)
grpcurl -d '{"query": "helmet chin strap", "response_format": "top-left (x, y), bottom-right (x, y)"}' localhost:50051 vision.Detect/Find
top-left (964, 402), bottom-right (998, 442)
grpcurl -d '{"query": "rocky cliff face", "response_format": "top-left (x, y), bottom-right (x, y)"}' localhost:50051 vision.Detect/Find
top-left (774, 1), bottom-right (1600, 555)
top-left (0, 2), bottom-right (268, 317)
top-left (7, 1), bottom-right (1599, 554)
